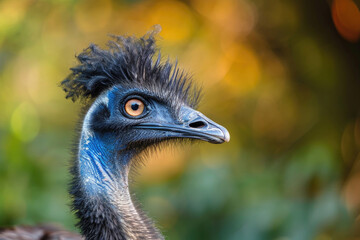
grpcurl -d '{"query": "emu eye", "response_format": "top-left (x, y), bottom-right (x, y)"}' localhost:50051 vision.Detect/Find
top-left (124, 99), bottom-right (145, 117)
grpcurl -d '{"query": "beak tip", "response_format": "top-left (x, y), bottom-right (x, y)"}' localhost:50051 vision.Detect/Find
top-left (223, 129), bottom-right (230, 143)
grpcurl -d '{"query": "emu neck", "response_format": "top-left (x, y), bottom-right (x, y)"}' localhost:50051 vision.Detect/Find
top-left (72, 103), bottom-right (163, 240)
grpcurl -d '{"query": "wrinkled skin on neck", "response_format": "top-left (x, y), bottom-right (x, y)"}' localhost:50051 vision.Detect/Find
top-left (71, 95), bottom-right (164, 240)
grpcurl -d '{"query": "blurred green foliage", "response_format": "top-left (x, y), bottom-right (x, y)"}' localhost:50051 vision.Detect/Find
top-left (0, 0), bottom-right (360, 239)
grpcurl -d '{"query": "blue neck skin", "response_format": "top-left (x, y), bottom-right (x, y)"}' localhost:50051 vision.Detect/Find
top-left (78, 92), bottom-right (129, 197)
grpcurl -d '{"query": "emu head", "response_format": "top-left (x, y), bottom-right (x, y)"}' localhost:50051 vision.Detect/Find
top-left (61, 33), bottom-right (229, 157)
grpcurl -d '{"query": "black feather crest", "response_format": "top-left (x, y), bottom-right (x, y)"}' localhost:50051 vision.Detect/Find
top-left (61, 31), bottom-right (201, 108)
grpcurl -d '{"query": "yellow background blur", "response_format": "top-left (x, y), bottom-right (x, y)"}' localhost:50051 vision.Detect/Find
top-left (1, 0), bottom-right (360, 239)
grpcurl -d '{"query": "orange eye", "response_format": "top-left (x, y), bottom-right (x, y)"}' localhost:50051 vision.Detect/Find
top-left (124, 99), bottom-right (145, 117)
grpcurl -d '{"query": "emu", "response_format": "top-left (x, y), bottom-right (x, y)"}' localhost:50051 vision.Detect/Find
top-left (0, 32), bottom-right (229, 239)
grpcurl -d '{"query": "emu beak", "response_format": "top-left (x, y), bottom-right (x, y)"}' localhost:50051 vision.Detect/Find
top-left (135, 106), bottom-right (230, 144)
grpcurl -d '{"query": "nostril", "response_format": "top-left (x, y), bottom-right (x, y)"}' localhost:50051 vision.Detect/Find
top-left (189, 121), bottom-right (207, 129)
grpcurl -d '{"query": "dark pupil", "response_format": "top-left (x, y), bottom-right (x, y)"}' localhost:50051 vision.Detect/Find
top-left (131, 103), bottom-right (139, 111)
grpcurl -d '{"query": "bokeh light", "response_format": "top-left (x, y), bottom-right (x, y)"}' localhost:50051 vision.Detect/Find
top-left (10, 102), bottom-right (40, 142)
top-left (332, 0), bottom-right (360, 42)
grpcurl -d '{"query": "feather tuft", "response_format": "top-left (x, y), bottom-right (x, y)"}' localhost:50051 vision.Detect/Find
top-left (61, 29), bottom-right (201, 108)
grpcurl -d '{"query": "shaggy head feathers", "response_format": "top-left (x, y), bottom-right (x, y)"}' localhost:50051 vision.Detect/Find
top-left (61, 32), bottom-right (200, 108)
